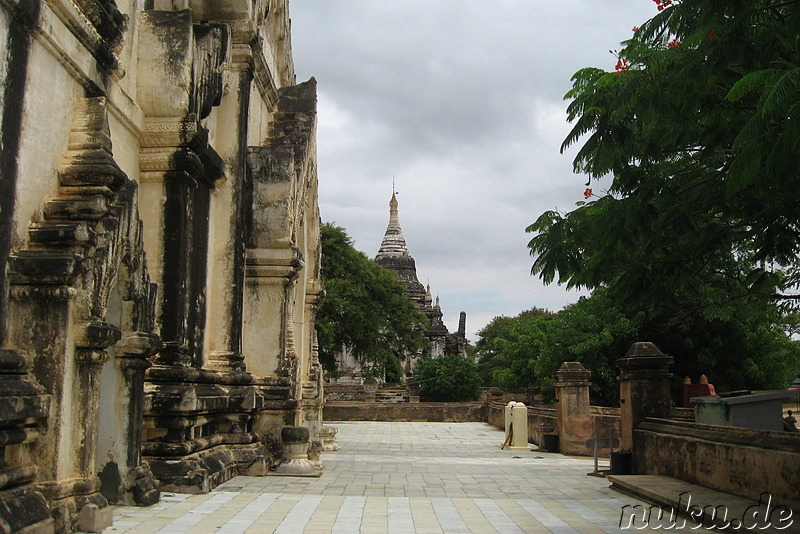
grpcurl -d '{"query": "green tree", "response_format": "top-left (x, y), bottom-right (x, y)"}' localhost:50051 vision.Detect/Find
top-left (413, 353), bottom-right (482, 402)
top-left (473, 296), bottom-right (640, 404)
top-left (535, 290), bottom-right (643, 405)
top-left (474, 315), bottom-right (516, 386)
top-left (476, 290), bottom-right (799, 405)
top-left (315, 223), bottom-right (428, 380)
top-left (525, 0), bottom-right (800, 391)
top-left (475, 308), bottom-right (554, 390)
top-left (528, 0), bottom-right (800, 310)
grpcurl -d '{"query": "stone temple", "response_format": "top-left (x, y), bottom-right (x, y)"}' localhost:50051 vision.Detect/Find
top-left (375, 192), bottom-right (467, 363)
top-left (0, 1), bottom-right (324, 532)
top-left (330, 192), bottom-right (467, 387)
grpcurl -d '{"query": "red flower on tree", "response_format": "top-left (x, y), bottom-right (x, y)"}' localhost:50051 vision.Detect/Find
top-left (668, 39), bottom-right (680, 49)
top-left (614, 58), bottom-right (630, 75)
top-left (705, 27), bottom-right (715, 39)
top-left (652, 0), bottom-right (673, 10)
top-left (583, 188), bottom-right (593, 200)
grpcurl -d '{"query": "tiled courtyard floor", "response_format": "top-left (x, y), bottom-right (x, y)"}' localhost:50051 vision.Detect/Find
top-left (103, 421), bottom-right (700, 533)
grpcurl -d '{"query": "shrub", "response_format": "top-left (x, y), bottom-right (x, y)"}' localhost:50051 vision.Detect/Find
top-left (414, 353), bottom-right (481, 402)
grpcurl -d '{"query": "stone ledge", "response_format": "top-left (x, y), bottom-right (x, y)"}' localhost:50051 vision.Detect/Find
top-left (609, 475), bottom-right (800, 533)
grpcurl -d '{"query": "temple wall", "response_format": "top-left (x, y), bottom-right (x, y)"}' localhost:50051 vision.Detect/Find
top-left (0, 1), bottom-right (322, 531)
top-left (14, 41), bottom-right (80, 251)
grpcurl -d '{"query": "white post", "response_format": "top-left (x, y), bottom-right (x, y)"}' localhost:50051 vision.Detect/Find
top-left (511, 403), bottom-right (529, 450)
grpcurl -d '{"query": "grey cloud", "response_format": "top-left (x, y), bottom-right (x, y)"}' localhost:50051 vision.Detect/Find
top-left (291, 0), bottom-right (656, 337)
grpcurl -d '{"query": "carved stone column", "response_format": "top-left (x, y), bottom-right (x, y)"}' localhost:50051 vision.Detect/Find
top-left (73, 322), bottom-right (121, 475)
top-left (205, 40), bottom-right (255, 374)
top-left (141, 119), bottom-right (225, 372)
top-left (243, 247), bottom-right (304, 378)
top-left (6, 280), bottom-right (77, 486)
top-left (300, 280), bottom-right (324, 454)
top-left (107, 332), bottom-right (161, 505)
top-left (140, 117), bottom-right (203, 368)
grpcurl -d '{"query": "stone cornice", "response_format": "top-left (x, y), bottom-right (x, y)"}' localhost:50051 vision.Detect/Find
top-left (555, 361), bottom-right (592, 387)
top-left (304, 278), bottom-right (323, 307)
top-left (616, 342), bottom-right (674, 380)
top-left (245, 247), bottom-right (304, 281)
top-left (251, 37), bottom-right (279, 110)
top-left (74, 321), bottom-right (122, 350)
top-left (139, 117), bottom-right (226, 186)
top-left (43, 0), bottom-right (123, 73)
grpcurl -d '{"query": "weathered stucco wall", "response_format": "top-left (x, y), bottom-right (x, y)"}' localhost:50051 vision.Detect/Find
top-left (0, 1), bottom-right (323, 532)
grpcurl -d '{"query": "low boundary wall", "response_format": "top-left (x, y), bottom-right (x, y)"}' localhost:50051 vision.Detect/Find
top-left (488, 402), bottom-right (558, 447)
top-left (324, 401), bottom-right (486, 422)
top-left (487, 401), bottom-right (620, 456)
top-left (635, 418), bottom-right (800, 511)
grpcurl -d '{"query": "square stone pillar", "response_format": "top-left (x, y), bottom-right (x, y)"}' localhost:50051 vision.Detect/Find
top-left (616, 342), bottom-right (674, 452)
top-left (242, 247), bottom-right (302, 378)
top-left (555, 362), bottom-right (592, 455)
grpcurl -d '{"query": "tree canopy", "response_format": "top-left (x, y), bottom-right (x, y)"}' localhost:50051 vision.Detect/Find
top-left (414, 353), bottom-right (482, 402)
top-left (315, 223), bottom-right (428, 381)
top-left (475, 298), bottom-right (642, 405)
top-left (520, 0), bottom-right (800, 398)
top-left (528, 0), bottom-right (800, 313)
top-left (476, 289), bottom-right (799, 406)
top-left (475, 308), bottom-right (554, 390)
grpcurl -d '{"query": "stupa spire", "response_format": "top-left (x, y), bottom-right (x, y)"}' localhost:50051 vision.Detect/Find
top-left (376, 186), bottom-right (409, 257)
top-left (374, 185), bottom-right (426, 303)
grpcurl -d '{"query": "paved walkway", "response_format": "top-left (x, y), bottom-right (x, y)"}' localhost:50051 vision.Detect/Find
top-left (104, 422), bottom-right (701, 533)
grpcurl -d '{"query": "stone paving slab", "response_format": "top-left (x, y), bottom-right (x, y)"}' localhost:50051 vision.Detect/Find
top-left (102, 422), bottom-right (708, 533)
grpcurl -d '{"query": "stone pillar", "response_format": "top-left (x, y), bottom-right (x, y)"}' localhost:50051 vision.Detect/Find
top-left (73, 322), bottom-right (121, 480)
top-left (140, 116), bottom-right (219, 369)
top-left (299, 280), bottom-right (323, 433)
top-left (205, 42), bottom-right (254, 374)
top-left (616, 342), bottom-right (674, 452)
top-left (114, 333), bottom-right (161, 505)
top-left (364, 379), bottom-right (378, 402)
top-left (242, 247), bottom-right (303, 378)
top-left (320, 426), bottom-right (340, 451)
top-left (6, 282), bottom-right (77, 484)
top-left (555, 361), bottom-right (592, 455)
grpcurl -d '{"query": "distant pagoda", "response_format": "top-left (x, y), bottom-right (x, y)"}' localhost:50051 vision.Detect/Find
top-left (374, 192), bottom-right (459, 360)
top-left (328, 191), bottom-right (467, 385)
top-left (374, 191), bottom-right (426, 303)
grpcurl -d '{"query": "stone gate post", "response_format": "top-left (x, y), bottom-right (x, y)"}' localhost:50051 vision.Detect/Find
top-left (616, 342), bottom-right (674, 453)
top-left (555, 362), bottom-right (592, 455)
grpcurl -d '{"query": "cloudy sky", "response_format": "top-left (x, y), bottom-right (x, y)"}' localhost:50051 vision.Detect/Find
top-left (289, 1), bottom-right (656, 340)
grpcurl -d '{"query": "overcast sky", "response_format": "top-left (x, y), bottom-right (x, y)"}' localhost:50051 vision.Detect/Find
top-left (289, 1), bottom-right (656, 341)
